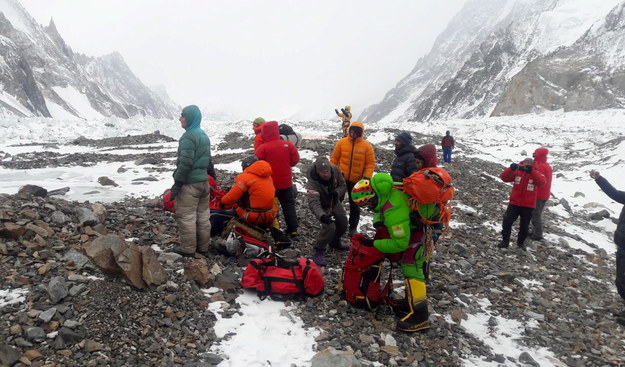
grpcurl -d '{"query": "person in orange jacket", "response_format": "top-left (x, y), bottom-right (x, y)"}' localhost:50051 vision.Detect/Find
top-left (252, 117), bottom-right (266, 150)
top-left (220, 156), bottom-right (278, 227)
top-left (330, 121), bottom-right (375, 236)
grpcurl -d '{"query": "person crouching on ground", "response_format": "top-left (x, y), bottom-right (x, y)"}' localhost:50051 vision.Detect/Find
top-left (219, 156), bottom-right (278, 228)
top-left (351, 173), bottom-right (431, 332)
top-left (170, 105), bottom-right (212, 257)
top-left (306, 157), bottom-right (349, 266)
top-left (498, 157), bottom-right (546, 251)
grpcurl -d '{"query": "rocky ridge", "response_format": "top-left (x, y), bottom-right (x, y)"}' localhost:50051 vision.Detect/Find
top-left (0, 130), bottom-right (624, 366)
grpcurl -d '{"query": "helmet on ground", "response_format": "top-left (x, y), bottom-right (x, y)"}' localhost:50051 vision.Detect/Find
top-left (351, 179), bottom-right (376, 206)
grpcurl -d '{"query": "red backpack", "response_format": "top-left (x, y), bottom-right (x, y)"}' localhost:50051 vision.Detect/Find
top-left (241, 255), bottom-right (325, 301)
top-left (339, 233), bottom-right (402, 310)
top-left (162, 189), bottom-right (176, 213)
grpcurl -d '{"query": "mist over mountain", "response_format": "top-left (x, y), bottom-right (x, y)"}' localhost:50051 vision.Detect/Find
top-left (361, 0), bottom-right (625, 124)
top-left (0, 0), bottom-right (177, 119)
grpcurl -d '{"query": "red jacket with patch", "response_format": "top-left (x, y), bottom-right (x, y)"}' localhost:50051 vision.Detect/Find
top-left (500, 163), bottom-right (546, 208)
top-left (255, 121), bottom-right (300, 190)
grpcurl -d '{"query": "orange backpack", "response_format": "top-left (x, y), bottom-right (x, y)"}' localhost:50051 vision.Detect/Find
top-left (399, 168), bottom-right (455, 227)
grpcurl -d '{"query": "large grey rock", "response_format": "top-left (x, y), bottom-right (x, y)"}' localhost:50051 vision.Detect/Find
top-left (58, 327), bottom-right (83, 344)
top-left (51, 211), bottom-right (70, 225)
top-left (0, 344), bottom-right (21, 366)
top-left (23, 326), bottom-right (46, 342)
top-left (47, 187), bottom-right (70, 196)
top-left (47, 276), bottom-right (68, 303)
top-left (62, 248), bottom-right (90, 268)
top-left (75, 207), bottom-right (98, 226)
top-left (97, 176), bottom-right (119, 187)
top-left (39, 307), bottom-right (57, 323)
top-left (311, 347), bottom-right (361, 367)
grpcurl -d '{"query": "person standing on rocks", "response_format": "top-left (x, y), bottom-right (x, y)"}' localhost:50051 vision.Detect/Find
top-left (306, 157), bottom-right (349, 266)
top-left (255, 121), bottom-right (300, 238)
top-left (530, 148), bottom-right (553, 241)
top-left (498, 157), bottom-right (546, 251)
top-left (252, 117), bottom-right (266, 150)
top-left (589, 169), bottom-right (625, 318)
top-left (441, 130), bottom-right (455, 164)
top-left (351, 173), bottom-right (431, 332)
top-left (330, 121), bottom-right (376, 237)
top-left (335, 105), bottom-right (352, 137)
top-left (219, 156), bottom-right (278, 227)
top-left (390, 132), bottom-right (418, 182)
top-left (170, 105), bottom-right (212, 257)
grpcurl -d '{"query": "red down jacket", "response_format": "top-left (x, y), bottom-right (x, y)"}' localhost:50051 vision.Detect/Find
top-left (255, 121), bottom-right (300, 190)
top-left (500, 162), bottom-right (546, 208)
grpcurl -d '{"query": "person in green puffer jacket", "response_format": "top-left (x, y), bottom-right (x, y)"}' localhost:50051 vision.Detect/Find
top-left (351, 172), bottom-right (431, 332)
top-left (170, 105), bottom-right (212, 256)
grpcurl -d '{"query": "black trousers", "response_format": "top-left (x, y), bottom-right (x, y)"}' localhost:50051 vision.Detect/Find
top-left (276, 186), bottom-right (298, 233)
top-left (617, 245), bottom-right (625, 301)
top-left (346, 180), bottom-right (361, 230)
top-left (501, 204), bottom-right (534, 246)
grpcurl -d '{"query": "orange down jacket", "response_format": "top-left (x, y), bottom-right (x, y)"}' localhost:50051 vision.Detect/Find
top-left (330, 121), bottom-right (375, 183)
top-left (220, 160), bottom-right (278, 225)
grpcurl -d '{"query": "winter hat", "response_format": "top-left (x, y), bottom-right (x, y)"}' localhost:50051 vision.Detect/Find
top-left (241, 155), bottom-right (258, 170)
top-left (253, 117), bottom-right (266, 125)
top-left (314, 157), bottom-right (331, 173)
top-left (344, 105), bottom-right (351, 111)
top-left (522, 157), bottom-right (534, 165)
top-left (349, 125), bottom-right (363, 138)
top-left (533, 148), bottom-right (549, 161)
top-left (395, 132), bottom-right (412, 146)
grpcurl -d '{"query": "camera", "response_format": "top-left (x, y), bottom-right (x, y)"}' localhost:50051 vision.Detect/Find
top-left (518, 165), bottom-right (532, 172)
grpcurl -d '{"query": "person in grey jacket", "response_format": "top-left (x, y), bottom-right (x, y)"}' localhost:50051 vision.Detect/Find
top-left (390, 132), bottom-right (418, 182)
top-left (590, 169), bottom-right (625, 324)
top-left (306, 157), bottom-right (349, 266)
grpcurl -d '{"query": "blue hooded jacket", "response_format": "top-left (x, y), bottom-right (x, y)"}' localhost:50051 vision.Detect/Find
top-left (173, 105), bottom-right (211, 183)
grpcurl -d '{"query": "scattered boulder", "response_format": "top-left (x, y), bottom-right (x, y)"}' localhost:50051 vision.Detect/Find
top-left (48, 187), bottom-right (70, 196)
top-left (76, 207), bottom-right (98, 226)
top-left (134, 157), bottom-right (158, 165)
top-left (97, 176), bottom-right (119, 187)
top-left (590, 209), bottom-right (610, 221)
top-left (16, 184), bottom-right (47, 199)
top-left (47, 276), bottom-right (69, 303)
top-left (311, 347), bottom-right (361, 367)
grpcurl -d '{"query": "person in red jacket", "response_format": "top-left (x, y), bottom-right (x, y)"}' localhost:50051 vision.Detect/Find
top-left (498, 157), bottom-right (546, 250)
top-left (441, 131), bottom-right (455, 163)
top-left (414, 144), bottom-right (438, 170)
top-left (530, 148), bottom-right (553, 240)
top-left (252, 117), bottom-right (265, 150)
top-left (256, 121), bottom-right (300, 237)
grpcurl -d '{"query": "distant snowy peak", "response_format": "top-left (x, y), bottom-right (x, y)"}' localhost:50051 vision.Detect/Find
top-left (493, 1), bottom-right (625, 116)
top-left (361, 0), bottom-right (625, 124)
top-left (0, 0), bottom-right (177, 119)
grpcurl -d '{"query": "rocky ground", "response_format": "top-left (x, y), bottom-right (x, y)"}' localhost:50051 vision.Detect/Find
top-left (1, 131), bottom-right (624, 366)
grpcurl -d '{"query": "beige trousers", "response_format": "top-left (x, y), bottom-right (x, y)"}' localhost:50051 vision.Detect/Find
top-left (175, 181), bottom-right (211, 254)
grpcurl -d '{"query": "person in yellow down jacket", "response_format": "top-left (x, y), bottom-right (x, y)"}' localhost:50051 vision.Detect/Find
top-left (335, 105), bottom-right (352, 137)
top-left (330, 121), bottom-right (375, 236)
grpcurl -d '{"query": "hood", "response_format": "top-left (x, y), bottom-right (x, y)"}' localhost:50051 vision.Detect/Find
top-left (182, 105), bottom-right (202, 130)
top-left (534, 148), bottom-right (549, 163)
top-left (345, 105), bottom-right (351, 111)
top-left (416, 144), bottom-right (438, 168)
top-left (261, 121), bottom-right (280, 141)
top-left (371, 172), bottom-right (394, 212)
top-left (348, 121), bottom-right (365, 139)
top-left (244, 160), bottom-right (272, 177)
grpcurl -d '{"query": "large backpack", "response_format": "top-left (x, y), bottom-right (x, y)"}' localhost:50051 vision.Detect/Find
top-left (279, 124), bottom-right (303, 148)
top-left (241, 254), bottom-right (325, 301)
top-left (400, 168), bottom-right (455, 227)
top-left (339, 233), bottom-right (402, 310)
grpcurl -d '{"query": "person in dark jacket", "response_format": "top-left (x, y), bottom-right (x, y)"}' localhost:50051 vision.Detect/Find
top-left (498, 158), bottom-right (546, 251)
top-left (256, 121), bottom-right (300, 237)
top-left (391, 132), bottom-right (418, 182)
top-left (306, 157), bottom-right (349, 266)
top-left (590, 170), bottom-right (625, 320)
top-left (170, 105), bottom-right (212, 257)
top-left (530, 148), bottom-right (553, 240)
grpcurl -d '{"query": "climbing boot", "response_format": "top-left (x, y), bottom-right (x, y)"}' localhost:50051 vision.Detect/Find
top-left (396, 278), bottom-right (431, 332)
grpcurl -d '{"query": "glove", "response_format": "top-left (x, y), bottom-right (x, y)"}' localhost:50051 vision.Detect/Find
top-left (509, 163), bottom-right (518, 171)
top-left (522, 165), bottom-right (533, 173)
top-left (335, 109), bottom-right (339, 115)
top-left (170, 183), bottom-right (182, 200)
top-left (320, 214), bottom-right (335, 224)
top-left (362, 238), bottom-right (375, 247)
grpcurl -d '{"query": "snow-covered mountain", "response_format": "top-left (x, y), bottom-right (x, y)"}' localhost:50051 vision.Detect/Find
top-left (361, 0), bottom-right (625, 124)
top-left (0, 0), bottom-right (178, 119)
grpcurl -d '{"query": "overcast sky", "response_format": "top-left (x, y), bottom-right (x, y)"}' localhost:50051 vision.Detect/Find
top-left (20, 0), bottom-right (467, 121)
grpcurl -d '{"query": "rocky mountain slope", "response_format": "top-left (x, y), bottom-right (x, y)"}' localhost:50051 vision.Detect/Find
top-left (0, 0), bottom-right (177, 119)
top-left (360, 0), bottom-right (625, 124)
top-left (1, 127), bottom-right (624, 366)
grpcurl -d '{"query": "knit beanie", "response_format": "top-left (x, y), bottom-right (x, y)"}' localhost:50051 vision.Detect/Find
top-left (395, 132), bottom-right (412, 146)
top-left (253, 117), bottom-right (265, 125)
top-left (314, 157), bottom-right (331, 173)
top-left (241, 155), bottom-right (258, 170)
